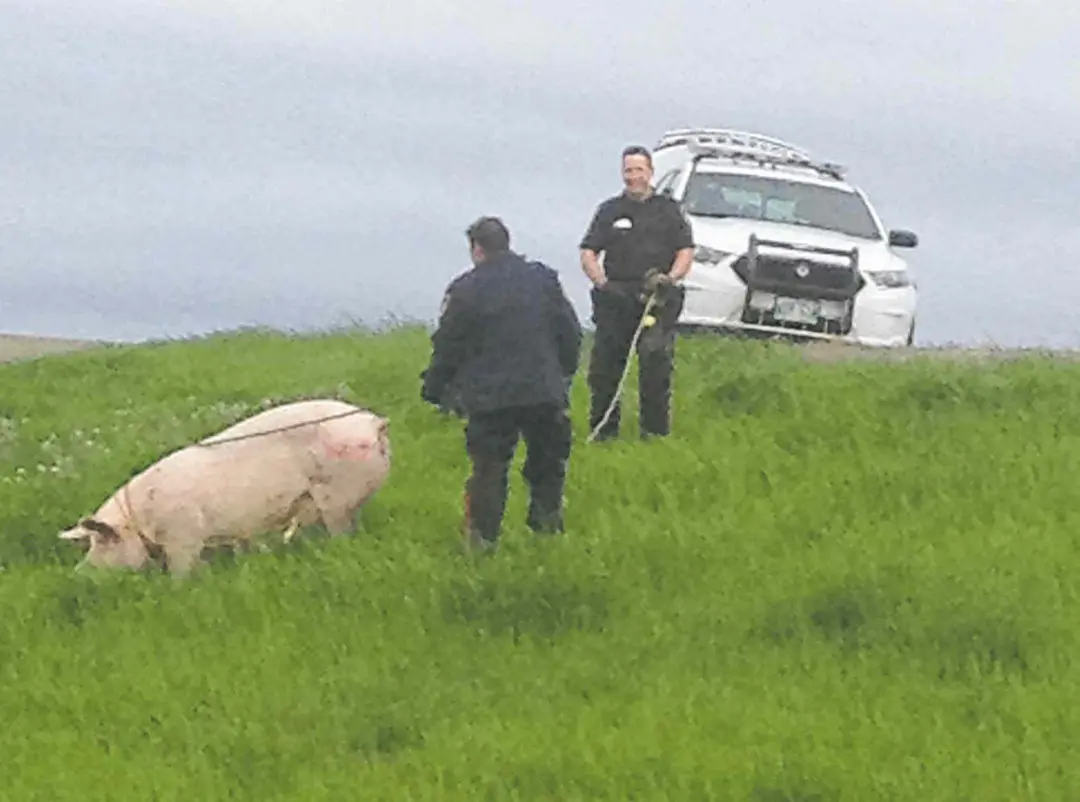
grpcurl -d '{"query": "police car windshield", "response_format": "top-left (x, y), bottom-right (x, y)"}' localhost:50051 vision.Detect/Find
top-left (681, 171), bottom-right (882, 240)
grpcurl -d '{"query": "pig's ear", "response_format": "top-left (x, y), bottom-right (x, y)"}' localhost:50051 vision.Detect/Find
top-left (58, 525), bottom-right (89, 541)
top-left (76, 517), bottom-right (122, 543)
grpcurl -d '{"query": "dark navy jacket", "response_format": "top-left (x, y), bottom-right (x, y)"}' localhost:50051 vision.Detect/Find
top-left (421, 250), bottom-right (582, 416)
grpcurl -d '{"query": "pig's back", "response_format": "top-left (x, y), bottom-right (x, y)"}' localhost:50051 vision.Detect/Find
top-left (201, 399), bottom-right (362, 445)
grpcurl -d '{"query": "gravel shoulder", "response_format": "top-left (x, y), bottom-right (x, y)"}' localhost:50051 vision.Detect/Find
top-left (0, 333), bottom-right (110, 364)
top-left (797, 340), bottom-right (1080, 364)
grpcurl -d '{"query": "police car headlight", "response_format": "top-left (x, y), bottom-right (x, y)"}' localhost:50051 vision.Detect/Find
top-left (694, 245), bottom-right (733, 265)
top-left (866, 270), bottom-right (911, 288)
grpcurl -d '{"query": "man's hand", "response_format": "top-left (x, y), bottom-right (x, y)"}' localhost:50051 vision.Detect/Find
top-left (643, 269), bottom-right (673, 293)
top-left (581, 248), bottom-right (607, 289)
top-left (423, 390), bottom-right (462, 419)
top-left (420, 386), bottom-right (441, 408)
top-left (419, 369), bottom-right (442, 407)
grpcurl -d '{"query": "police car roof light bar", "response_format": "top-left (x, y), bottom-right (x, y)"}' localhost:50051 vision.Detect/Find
top-left (656, 127), bottom-right (812, 160)
top-left (654, 127), bottom-right (847, 181)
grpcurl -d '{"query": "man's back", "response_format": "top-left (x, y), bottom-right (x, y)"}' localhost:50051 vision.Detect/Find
top-left (424, 250), bottom-right (581, 415)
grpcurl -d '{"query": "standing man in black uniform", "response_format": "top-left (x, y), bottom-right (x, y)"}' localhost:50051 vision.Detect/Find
top-left (421, 216), bottom-right (583, 552)
top-left (579, 145), bottom-right (695, 441)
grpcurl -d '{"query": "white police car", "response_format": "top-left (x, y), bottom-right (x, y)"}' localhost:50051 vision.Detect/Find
top-left (651, 128), bottom-right (920, 347)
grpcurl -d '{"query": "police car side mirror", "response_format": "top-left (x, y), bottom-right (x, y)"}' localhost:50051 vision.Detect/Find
top-left (888, 229), bottom-right (918, 248)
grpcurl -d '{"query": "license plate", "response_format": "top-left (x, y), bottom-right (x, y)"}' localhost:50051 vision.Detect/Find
top-left (774, 297), bottom-right (820, 324)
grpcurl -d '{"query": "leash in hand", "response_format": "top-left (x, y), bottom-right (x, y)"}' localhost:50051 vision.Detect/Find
top-left (585, 289), bottom-right (659, 445)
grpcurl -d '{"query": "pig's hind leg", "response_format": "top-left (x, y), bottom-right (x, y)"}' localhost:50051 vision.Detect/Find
top-left (282, 491), bottom-right (321, 543)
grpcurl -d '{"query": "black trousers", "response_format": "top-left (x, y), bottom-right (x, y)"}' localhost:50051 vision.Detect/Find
top-left (587, 282), bottom-right (685, 440)
top-left (463, 402), bottom-right (573, 542)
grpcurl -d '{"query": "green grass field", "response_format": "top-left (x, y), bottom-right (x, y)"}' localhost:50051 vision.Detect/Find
top-left (2, 325), bottom-right (1079, 800)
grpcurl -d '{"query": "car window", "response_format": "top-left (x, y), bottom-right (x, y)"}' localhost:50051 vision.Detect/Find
top-left (654, 169), bottom-right (680, 195)
top-left (681, 171), bottom-right (881, 240)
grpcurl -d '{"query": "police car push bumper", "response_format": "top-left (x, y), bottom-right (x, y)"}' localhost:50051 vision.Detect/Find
top-left (679, 234), bottom-right (916, 346)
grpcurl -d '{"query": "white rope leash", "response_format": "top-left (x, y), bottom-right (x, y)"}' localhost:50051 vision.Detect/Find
top-left (195, 408), bottom-right (369, 448)
top-left (585, 290), bottom-right (659, 444)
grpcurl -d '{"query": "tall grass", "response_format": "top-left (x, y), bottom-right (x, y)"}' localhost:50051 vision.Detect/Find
top-left (2, 325), bottom-right (1079, 800)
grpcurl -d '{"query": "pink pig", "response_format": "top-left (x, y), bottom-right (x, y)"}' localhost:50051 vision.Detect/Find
top-left (58, 399), bottom-right (391, 576)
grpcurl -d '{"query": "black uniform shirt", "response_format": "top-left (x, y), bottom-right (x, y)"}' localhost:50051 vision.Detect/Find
top-left (579, 191), bottom-right (694, 283)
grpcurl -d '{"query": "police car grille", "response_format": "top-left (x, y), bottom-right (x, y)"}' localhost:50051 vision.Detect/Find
top-left (731, 254), bottom-right (864, 300)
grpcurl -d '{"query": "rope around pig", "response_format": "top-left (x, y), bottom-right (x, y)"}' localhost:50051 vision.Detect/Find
top-left (85, 302), bottom-right (659, 570)
top-left (193, 408), bottom-right (371, 448)
top-left (104, 409), bottom-right (376, 568)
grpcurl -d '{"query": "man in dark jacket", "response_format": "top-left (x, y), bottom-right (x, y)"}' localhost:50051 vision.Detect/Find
top-left (421, 216), bottom-right (583, 551)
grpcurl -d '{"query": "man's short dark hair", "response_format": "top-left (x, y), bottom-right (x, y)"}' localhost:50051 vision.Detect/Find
top-left (466, 216), bottom-right (511, 254)
top-left (622, 145), bottom-right (653, 167)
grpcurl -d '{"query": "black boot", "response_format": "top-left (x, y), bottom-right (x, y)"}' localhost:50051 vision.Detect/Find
top-left (462, 459), bottom-right (507, 552)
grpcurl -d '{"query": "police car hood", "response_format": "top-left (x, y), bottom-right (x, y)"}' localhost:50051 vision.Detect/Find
top-left (689, 215), bottom-right (905, 272)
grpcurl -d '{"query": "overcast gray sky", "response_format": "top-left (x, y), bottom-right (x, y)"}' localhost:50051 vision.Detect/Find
top-left (2, 0), bottom-right (1078, 346)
